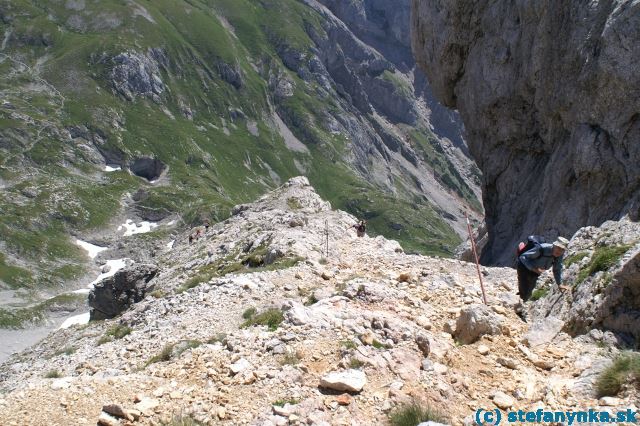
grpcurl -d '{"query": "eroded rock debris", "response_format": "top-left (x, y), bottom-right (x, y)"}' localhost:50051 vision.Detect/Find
top-left (0, 177), bottom-right (638, 425)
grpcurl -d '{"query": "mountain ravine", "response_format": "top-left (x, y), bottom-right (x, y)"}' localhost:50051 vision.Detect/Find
top-left (0, 0), bottom-right (481, 330)
top-left (411, 0), bottom-right (640, 265)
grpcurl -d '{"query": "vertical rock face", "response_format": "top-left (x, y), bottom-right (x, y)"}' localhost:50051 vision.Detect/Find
top-left (411, 0), bottom-right (640, 265)
top-left (314, 0), bottom-right (468, 152)
top-left (314, 0), bottom-right (413, 69)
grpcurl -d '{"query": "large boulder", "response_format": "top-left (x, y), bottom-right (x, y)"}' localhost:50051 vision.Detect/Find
top-left (523, 317), bottom-right (565, 347)
top-left (89, 264), bottom-right (158, 321)
top-left (454, 304), bottom-right (504, 344)
top-left (319, 369), bottom-right (367, 393)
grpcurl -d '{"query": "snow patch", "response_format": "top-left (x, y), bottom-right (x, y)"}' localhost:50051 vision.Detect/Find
top-left (167, 220), bottom-right (176, 226)
top-left (59, 312), bottom-right (90, 329)
top-left (104, 165), bottom-right (121, 172)
top-left (89, 259), bottom-right (127, 286)
top-left (75, 239), bottom-right (107, 259)
top-left (117, 219), bottom-right (158, 236)
top-left (74, 258), bottom-right (128, 295)
top-left (166, 239), bottom-right (175, 249)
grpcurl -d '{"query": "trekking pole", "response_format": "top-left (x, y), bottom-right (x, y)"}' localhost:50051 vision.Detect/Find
top-left (465, 212), bottom-right (488, 305)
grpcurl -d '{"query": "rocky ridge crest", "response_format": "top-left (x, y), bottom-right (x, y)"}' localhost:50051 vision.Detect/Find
top-left (0, 178), bottom-right (637, 425)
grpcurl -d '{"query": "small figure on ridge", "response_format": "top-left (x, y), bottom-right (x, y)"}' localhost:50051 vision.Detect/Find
top-left (350, 220), bottom-right (367, 238)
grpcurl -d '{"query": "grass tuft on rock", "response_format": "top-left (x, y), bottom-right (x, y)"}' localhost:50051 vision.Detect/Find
top-left (341, 340), bottom-right (357, 350)
top-left (177, 253), bottom-right (305, 294)
top-left (371, 339), bottom-right (390, 350)
top-left (177, 274), bottom-right (210, 293)
top-left (44, 370), bottom-right (61, 379)
top-left (349, 358), bottom-right (364, 369)
top-left (280, 351), bottom-right (300, 366)
top-left (108, 324), bottom-right (133, 339)
top-left (273, 398), bottom-right (300, 407)
top-left (530, 287), bottom-right (548, 301)
top-left (207, 333), bottom-right (227, 345)
top-left (146, 343), bottom-right (176, 366)
top-left (286, 197), bottom-right (303, 210)
top-left (241, 308), bottom-right (284, 331)
top-left (161, 414), bottom-right (205, 426)
top-left (146, 340), bottom-right (202, 367)
top-left (54, 346), bottom-right (76, 356)
top-left (98, 324), bottom-right (132, 345)
top-left (575, 244), bottom-right (632, 285)
top-left (596, 352), bottom-right (640, 397)
top-left (564, 251), bottom-right (589, 268)
top-left (589, 245), bottom-right (632, 274)
top-left (176, 340), bottom-right (202, 355)
top-left (389, 401), bottom-right (447, 426)
top-left (149, 289), bottom-right (166, 299)
top-left (242, 307), bottom-right (257, 320)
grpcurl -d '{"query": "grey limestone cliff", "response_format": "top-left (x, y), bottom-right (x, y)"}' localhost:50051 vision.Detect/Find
top-left (411, 0), bottom-right (640, 265)
top-left (314, 0), bottom-right (468, 153)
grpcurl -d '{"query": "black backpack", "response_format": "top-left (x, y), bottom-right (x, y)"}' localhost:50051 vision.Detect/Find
top-left (517, 235), bottom-right (545, 257)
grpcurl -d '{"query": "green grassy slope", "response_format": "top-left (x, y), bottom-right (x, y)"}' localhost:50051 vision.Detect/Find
top-left (0, 0), bottom-right (477, 295)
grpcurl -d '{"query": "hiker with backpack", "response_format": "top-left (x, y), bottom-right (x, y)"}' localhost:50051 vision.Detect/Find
top-left (516, 235), bottom-right (570, 302)
top-left (350, 220), bottom-right (367, 238)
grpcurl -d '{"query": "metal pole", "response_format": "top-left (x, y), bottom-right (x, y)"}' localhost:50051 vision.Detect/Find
top-left (325, 220), bottom-right (329, 258)
top-left (465, 212), bottom-right (488, 305)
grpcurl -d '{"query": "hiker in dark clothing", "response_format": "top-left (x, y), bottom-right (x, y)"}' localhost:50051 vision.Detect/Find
top-left (517, 236), bottom-right (569, 302)
top-left (351, 220), bottom-right (366, 238)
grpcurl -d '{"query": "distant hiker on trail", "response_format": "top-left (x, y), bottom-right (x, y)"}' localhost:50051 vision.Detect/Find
top-left (351, 220), bottom-right (366, 237)
top-left (188, 226), bottom-right (206, 244)
top-left (516, 236), bottom-right (569, 302)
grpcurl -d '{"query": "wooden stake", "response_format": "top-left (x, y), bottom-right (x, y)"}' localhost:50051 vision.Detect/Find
top-left (465, 212), bottom-right (488, 305)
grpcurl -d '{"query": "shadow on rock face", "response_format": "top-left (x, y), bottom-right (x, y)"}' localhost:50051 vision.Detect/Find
top-left (130, 157), bottom-right (166, 181)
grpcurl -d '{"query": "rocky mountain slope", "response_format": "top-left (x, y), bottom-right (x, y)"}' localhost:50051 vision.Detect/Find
top-left (0, 178), bottom-right (637, 425)
top-left (411, 0), bottom-right (640, 265)
top-left (529, 217), bottom-right (640, 345)
top-left (0, 0), bottom-right (482, 327)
